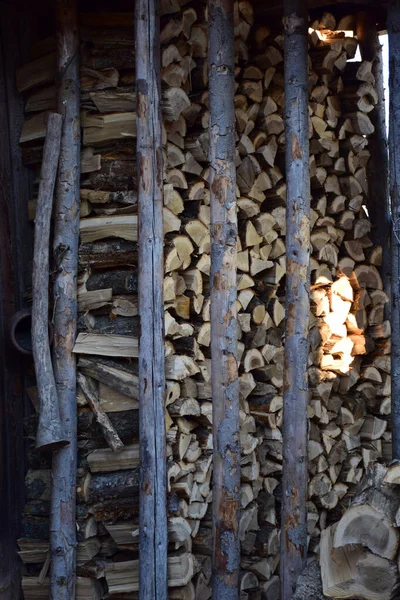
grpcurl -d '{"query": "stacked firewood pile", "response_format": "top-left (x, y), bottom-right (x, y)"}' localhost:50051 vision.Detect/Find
top-left (15, 3), bottom-right (391, 599)
top-left (293, 463), bottom-right (400, 600)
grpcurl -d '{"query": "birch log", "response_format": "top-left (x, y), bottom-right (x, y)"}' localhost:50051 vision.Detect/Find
top-left (208, 1), bottom-right (240, 598)
top-left (388, 0), bottom-right (400, 459)
top-left (50, 1), bottom-right (80, 597)
top-left (136, 0), bottom-right (168, 598)
top-left (31, 112), bottom-right (67, 452)
top-left (281, 1), bottom-right (310, 598)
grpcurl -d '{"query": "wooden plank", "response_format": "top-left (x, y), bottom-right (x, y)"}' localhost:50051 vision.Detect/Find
top-left (280, 1), bottom-right (310, 598)
top-left (80, 215), bottom-right (138, 242)
top-left (136, 0), bottom-right (168, 598)
top-left (73, 333), bottom-right (138, 357)
top-left (208, 1), bottom-right (240, 599)
top-left (50, 1), bottom-right (80, 597)
top-left (388, 0), bottom-right (400, 459)
top-left (82, 112), bottom-right (136, 146)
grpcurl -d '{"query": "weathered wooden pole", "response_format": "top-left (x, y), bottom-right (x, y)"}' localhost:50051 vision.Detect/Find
top-left (135, 0), bottom-right (168, 598)
top-left (356, 11), bottom-right (391, 313)
top-left (50, 1), bottom-right (80, 597)
top-left (280, 0), bottom-right (310, 598)
top-left (388, 1), bottom-right (400, 459)
top-left (208, 1), bottom-right (240, 598)
top-left (32, 112), bottom-right (67, 452)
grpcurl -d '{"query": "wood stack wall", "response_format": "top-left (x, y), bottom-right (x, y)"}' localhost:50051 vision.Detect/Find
top-left (15, 3), bottom-right (391, 599)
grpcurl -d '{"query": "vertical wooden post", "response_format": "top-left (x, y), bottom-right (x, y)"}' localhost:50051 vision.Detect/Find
top-left (208, 1), bottom-right (240, 599)
top-left (280, 1), bottom-right (310, 598)
top-left (135, 1), bottom-right (168, 598)
top-left (356, 11), bottom-right (391, 314)
top-left (388, 1), bottom-right (400, 459)
top-left (50, 1), bottom-right (80, 597)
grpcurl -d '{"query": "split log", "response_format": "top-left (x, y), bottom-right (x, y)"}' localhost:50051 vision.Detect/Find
top-left (73, 333), bottom-right (138, 357)
top-left (50, 2), bottom-right (80, 597)
top-left (77, 357), bottom-right (138, 399)
top-left (321, 525), bottom-right (398, 600)
top-left (31, 112), bottom-right (67, 452)
top-left (208, 1), bottom-right (240, 598)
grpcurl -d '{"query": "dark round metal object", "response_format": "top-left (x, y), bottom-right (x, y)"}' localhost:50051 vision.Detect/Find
top-left (10, 308), bottom-right (54, 356)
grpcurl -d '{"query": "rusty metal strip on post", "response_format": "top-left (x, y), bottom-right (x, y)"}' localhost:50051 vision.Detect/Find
top-left (208, 1), bottom-right (240, 598)
top-left (280, 1), bottom-right (311, 598)
top-left (135, 0), bottom-right (168, 598)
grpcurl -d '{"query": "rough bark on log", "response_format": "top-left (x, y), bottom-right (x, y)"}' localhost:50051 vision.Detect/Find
top-left (77, 373), bottom-right (123, 452)
top-left (280, 2), bottom-right (310, 599)
top-left (31, 112), bottom-right (67, 452)
top-left (136, 1), bottom-right (168, 598)
top-left (208, 2), bottom-right (240, 599)
top-left (388, 0), bottom-right (400, 459)
top-left (50, 1), bottom-right (80, 597)
top-left (356, 12), bottom-right (391, 318)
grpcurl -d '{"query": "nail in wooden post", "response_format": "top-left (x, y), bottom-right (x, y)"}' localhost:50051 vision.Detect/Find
top-left (280, 1), bottom-right (310, 598)
top-left (50, 1), bottom-right (80, 597)
top-left (388, 1), bottom-right (400, 459)
top-left (208, 1), bottom-right (240, 598)
top-left (135, 0), bottom-right (168, 598)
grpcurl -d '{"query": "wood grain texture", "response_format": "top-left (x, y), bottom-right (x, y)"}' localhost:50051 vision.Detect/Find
top-left (208, 2), bottom-right (240, 599)
top-left (280, 1), bottom-right (310, 598)
top-left (135, 0), bottom-right (168, 598)
top-left (389, 0), bottom-right (400, 459)
top-left (50, 1), bottom-right (80, 597)
top-left (31, 112), bottom-right (67, 452)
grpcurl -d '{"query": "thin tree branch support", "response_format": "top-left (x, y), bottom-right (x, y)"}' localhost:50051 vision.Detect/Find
top-left (77, 372), bottom-right (124, 452)
top-left (50, 1), bottom-right (80, 597)
top-left (280, 1), bottom-right (310, 598)
top-left (135, 0), bottom-right (168, 598)
top-left (208, 1), bottom-right (240, 599)
top-left (32, 112), bottom-right (68, 453)
top-left (388, 1), bottom-right (400, 459)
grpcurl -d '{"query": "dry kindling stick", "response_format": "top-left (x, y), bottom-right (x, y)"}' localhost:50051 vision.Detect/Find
top-left (77, 372), bottom-right (124, 452)
top-left (31, 111), bottom-right (68, 452)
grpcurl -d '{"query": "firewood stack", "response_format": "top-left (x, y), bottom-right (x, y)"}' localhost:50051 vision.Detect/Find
top-left (295, 463), bottom-right (400, 600)
top-left (15, 4), bottom-right (391, 599)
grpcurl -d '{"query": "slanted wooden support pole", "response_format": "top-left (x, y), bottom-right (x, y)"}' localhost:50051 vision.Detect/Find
top-left (280, 1), bottom-right (310, 598)
top-left (32, 112), bottom-right (67, 452)
top-left (135, 0), bottom-right (168, 598)
top-left (50, 1), bottom-right (80, 597)
top-left (388, 1), bottom-right (400, 459)
top-left (356, 11), bottom-right (391, 314)
top-left (208, 1), bottom-right (240, 598)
